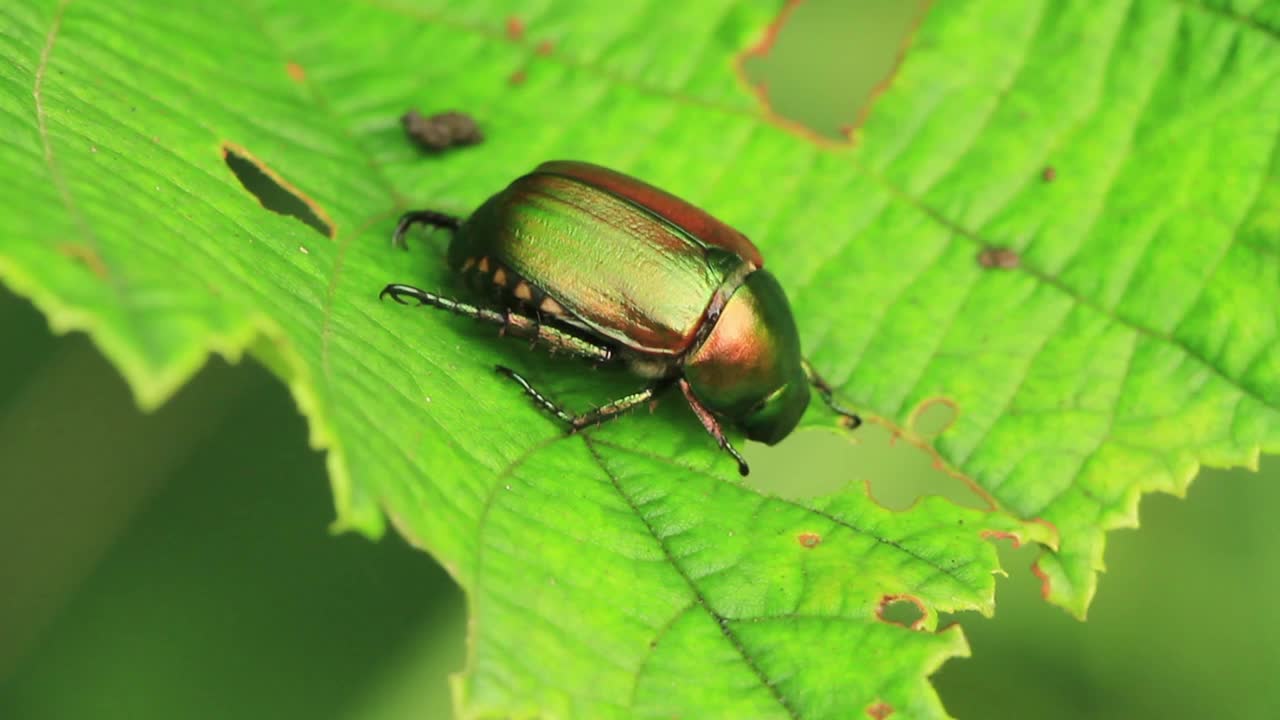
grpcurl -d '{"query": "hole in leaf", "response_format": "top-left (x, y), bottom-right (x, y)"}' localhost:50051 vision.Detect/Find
top-left (741, 0), bottom-right (930, 139)
top-left (910, 397), bottom-right (957, 438)
top-left (743, 423), bottom-right (988, 511)
top-left (222, 143), bottom-right (333, 238)
top-left (877, 594), bottom-right (926, 630)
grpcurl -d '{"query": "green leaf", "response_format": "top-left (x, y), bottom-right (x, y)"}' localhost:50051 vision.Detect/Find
top-left (1, 0), bottom-right (1276, 718)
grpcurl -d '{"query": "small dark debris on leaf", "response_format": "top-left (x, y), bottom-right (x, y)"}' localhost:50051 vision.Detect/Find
top-left (977, 246), bottom-right (1020, 270)
top-left (1041, 165), bottom-right (1057, 182)
top-left (509, 69), bottom-right (528, 86)
top-left (401, 109), bottom-right (484, 152)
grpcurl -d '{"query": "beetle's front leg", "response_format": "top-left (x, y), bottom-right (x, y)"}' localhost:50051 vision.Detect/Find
top-left (802, 359), bottom-right (863, 430)
top-left (495, 366), bottom-right (665, 431)
top-left (678, 378), bottom-right (750, 477)
top-left (392, 209), bottom-right (464, 249)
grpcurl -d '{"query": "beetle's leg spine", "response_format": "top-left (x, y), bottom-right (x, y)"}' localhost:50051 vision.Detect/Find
top-left (569, 383), bottom-right (669, 430)
top-left (495, 366), bottom-right (665, 432)
top-left (802, 359), bottom-right (863, 430)
top-left (393, 209), bottom-right (464, 249)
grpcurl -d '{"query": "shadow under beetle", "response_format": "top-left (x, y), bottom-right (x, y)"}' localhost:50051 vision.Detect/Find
top-left (381, 161), bottom-right (860, 475)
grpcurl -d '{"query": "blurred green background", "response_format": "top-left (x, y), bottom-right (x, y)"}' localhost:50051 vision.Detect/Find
top-left (3, 1), bottom-right (1277, 718)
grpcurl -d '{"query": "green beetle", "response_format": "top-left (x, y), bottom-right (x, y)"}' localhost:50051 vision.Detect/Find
top-left (382, 161), bottom-right (859, 475)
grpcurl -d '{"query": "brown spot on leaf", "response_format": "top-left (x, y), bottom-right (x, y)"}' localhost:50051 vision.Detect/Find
top-left (977, 246), bottom-right (1020, 270)
top-left (796, 532), bottom-right (822, 548)
top-left (1042, 165), bottom-right (1057, 182)
top-left (285, 61), bottom-right (306, 83)
top-left (866, 700), bottom-right (895, 720)
top-left (506, 16), bottom-right (525, 40)
top-left (510, 69), bottom-right (527, 86)
top-left (57, 243), bottom-right (108, 278)
top-left (876, 594), bottom-right (926, 630)
top-left (221, 142), bottom-right (334, 239)
top-left (536, 39), bottom-right (555, 56)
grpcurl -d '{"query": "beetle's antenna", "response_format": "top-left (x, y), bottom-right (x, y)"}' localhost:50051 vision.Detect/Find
top-left (802, 359), bottom-right (862, 430)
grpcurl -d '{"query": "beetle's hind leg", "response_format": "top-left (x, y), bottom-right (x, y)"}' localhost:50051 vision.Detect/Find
top-left (380, 284), bottom-right (614, 363)
top-left (393, 209), bottom-right (464, 249)
top-left (802, 359), bottom-right (863, 430)
top-left (495, 366), bottom-right (666, 431)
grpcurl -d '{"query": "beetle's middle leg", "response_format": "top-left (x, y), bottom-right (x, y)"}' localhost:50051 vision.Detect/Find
top-left (381, 283), bottom-right (613, 363)
top-left (802, 359), bottom-right (863, 430)
top-left (495, 366), bottom-right (667, 431)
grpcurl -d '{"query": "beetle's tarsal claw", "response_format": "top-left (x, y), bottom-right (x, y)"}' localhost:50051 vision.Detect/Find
top-left (391, 218), bottom-right (416, 250)
top-left (379, 284), bottom-right (413, 305)
top-left (841, 413), bottom-right (863, 430)
top-left (722, 442), bottom-right (750, 476)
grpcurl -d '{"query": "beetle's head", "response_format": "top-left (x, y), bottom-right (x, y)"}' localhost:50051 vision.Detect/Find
top-left (740, 375), bottom-right (810, 445)
top-left (684, 270), bottom-right (810, 446)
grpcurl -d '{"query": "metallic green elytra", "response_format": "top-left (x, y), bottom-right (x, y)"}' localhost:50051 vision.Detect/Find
top-left (381, 160), bottom-right (860, 475)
